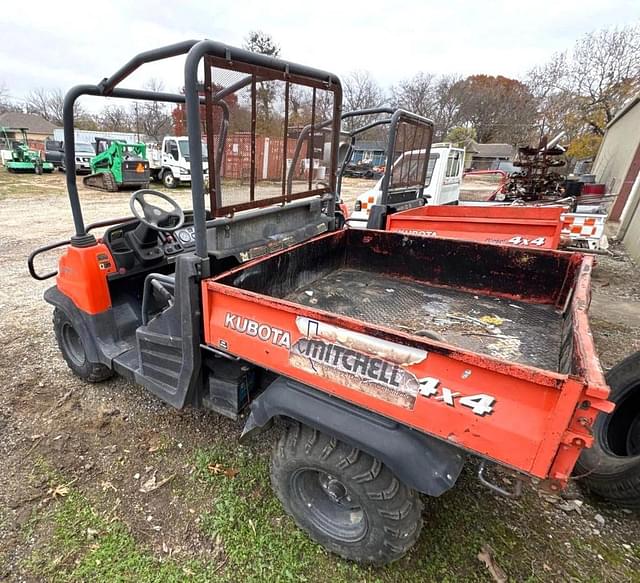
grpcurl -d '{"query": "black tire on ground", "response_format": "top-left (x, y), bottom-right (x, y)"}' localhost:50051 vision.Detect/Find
top-left (162, 170), bottom-right (177, 188)
top-left (53, 308), bottom-right (113, 383)
top-left (575, 351), bottom-right (640, 508)
top-left (271, 422), bottom-right (423, 565)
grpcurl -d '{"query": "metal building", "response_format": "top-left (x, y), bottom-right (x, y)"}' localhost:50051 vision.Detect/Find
top-left (592, 95), bottom-right (640, 261)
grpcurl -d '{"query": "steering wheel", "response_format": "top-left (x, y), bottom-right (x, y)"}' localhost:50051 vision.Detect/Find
top-left (129, 189), bottom-right (185, 232)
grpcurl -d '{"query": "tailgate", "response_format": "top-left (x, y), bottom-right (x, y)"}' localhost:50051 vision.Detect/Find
top-left (386, 205), bottom-right (564, 249)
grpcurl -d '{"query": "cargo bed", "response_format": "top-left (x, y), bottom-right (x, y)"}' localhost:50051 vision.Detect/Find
top-left (284, 267), bottom-right (563, 371)
top-left (202, 229), bottom-right (611, 486)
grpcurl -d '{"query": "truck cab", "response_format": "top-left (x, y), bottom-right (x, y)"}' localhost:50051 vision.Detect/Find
top-left (148, 136), bottom-right (209, 188)
top-left (350, 143), bottom-right (465, 228)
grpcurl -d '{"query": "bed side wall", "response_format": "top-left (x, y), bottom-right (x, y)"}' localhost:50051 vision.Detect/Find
top-left (216, 230), bottom-right (348, 298)
top-left (345, 229), bottom-right (574, 304)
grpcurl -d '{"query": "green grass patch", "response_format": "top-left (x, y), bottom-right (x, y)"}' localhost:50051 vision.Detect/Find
top-left (24, 491), bottom-right (221, 582)
top-left (193, 442), bottom-right (535, 582)
top-left (16, 450), bottom-right (640, 582)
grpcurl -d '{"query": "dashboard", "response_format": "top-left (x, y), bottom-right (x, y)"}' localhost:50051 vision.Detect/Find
top-left (103, 214), bottom-right (197, 276)
top-left (170, 225), bottom-right (196, 252)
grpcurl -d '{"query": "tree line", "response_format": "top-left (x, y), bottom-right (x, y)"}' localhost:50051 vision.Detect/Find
top-left (345, 23), bottom-right (639, 159)
top-left (1, 25), bottom-right (638, 159)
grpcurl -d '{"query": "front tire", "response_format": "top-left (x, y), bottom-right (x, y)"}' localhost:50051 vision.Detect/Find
top-left (271, 422), bottom-right (423, 565)
top-left (53, 309), bottom-right (113, 383)
top-left (575, 352), bottom-right (640, 507)
top-left (162, 170), bottom-right (178, 188)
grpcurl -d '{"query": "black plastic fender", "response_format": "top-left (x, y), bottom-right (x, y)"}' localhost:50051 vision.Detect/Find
top-left (241, 376), bottom-right (465, 496)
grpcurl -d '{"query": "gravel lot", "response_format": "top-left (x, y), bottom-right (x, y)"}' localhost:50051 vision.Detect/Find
top-left (1, 170), bottom-right (639, 581)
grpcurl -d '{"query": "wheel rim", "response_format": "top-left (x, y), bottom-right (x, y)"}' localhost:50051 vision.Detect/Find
top-left (605, 383), bottom-right (640, 457)
top-left (164, 173), bottom-right (174, 186)
top-left (290, 468), bottom-right (368, 543)
top-left (61, 322), bottom-right (86, 366)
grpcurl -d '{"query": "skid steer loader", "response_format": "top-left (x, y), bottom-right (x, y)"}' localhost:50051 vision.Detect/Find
top-left (83, 137), bottom-right (150, 191)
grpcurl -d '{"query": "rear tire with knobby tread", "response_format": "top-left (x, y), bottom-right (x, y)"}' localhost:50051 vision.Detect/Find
top-left (271, 422), bottom-right (423, 565)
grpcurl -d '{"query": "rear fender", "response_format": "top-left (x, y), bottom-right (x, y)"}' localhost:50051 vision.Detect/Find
top-left (241, 376), bottom-right (464, 496)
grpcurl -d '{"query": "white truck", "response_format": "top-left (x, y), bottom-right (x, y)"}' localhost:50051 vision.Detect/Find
top-left (147, 136), bottom-right (209, 188)
top-left (349, 143), bottom-right (465, 228)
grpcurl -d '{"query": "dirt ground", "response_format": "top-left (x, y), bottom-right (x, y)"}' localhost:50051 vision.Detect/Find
top-left (1, 170), bottom-right (639, 582)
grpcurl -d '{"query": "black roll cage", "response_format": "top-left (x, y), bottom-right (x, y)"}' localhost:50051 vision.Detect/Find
top-left (288, 107), bottom-right (434, 204)
top-left (62, 39), bottom-right (343, 259)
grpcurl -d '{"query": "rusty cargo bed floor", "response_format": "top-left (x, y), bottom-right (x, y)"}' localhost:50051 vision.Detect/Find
top-left (284, 268), bottom-right (564, 371)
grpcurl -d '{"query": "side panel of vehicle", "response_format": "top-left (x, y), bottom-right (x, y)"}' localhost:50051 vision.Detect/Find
top-left (55, 242), bottom-right (116, 314)
top-left (45, 140), bottom-right (64, 167)
top-left (386, 206), bottom-right (564, 249)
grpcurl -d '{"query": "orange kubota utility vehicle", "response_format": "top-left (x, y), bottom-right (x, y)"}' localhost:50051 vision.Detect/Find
top-left (29, 40), bottom-right (613, 565)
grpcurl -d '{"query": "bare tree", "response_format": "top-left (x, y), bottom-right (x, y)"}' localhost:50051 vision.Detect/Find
top-left (343, 70), bottom-right (384, 112)
top-left (570, 25), bottom-right (640, 130)
top-left (431, 75), bottom-right (463, 140)
top-left (136, 79), bottom-right (173, 141)
top-left (0, 81), bottom-right (19, 114)
top-left (342, 71), bottom-right (384, 131)
top-left (390, 72), bottom-right (437, 118)
top-left (390, 73), bottom-right (462, 139)
top-left (526, 24), bottom-right (640, 160)
top-left (25, 87), bottom-right (87, 126)
top-left (529, 23), bottom-right (640, 146)
top-left (100, 105), bottom-right (134, 132)
top-left (25, 88), bottom-right (63, 124)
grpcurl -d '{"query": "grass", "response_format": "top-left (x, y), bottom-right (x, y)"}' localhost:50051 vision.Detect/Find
top-left (20, 458), bottom-right (221, 582)
top-left (25, 491), bottom-right (222, 582)
top-left (12, 439), bottom-right (640, 582)
top-left (190, 442), bottom-right (525, 582)
top-left (191, 441), bottom-right (640, 583)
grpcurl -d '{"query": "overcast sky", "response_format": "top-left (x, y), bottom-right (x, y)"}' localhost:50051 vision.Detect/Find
top-left (1, 0), bottom-right (638, 110)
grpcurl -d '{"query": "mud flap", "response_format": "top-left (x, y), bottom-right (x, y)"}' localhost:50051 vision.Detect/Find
top-left (241, 376), bottom-right (465, 496)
